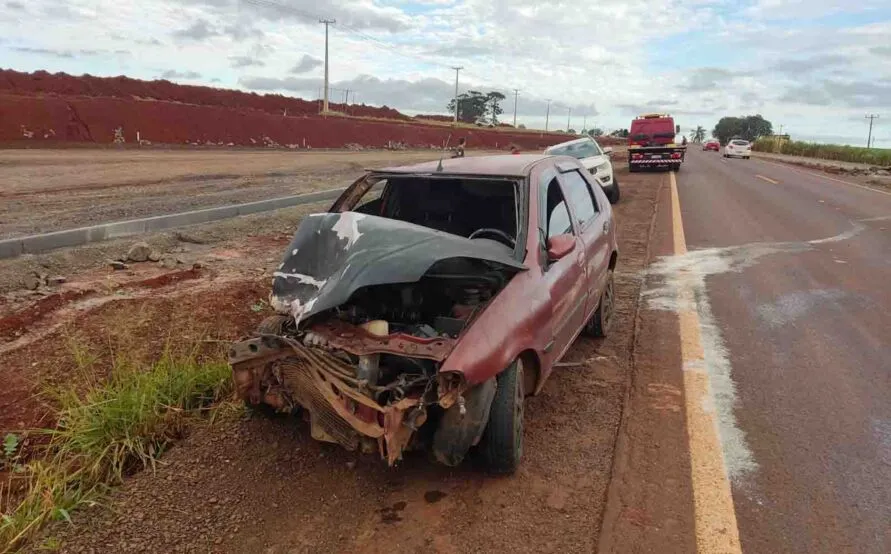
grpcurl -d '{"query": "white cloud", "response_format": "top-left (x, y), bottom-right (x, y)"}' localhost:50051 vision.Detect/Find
top-left (0, 0), bottom-right (888, 144)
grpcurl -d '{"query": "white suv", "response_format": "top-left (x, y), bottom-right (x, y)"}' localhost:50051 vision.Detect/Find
top-left (544, 136), bottom-right (619, 203)
top-left (723, 139), bottom-right (752, 159)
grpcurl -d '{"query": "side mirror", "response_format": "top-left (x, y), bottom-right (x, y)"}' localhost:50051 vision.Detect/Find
top-left (546, 233), bottom-right (576, 261)
top-left (602, 147), bottom-right (613, 155)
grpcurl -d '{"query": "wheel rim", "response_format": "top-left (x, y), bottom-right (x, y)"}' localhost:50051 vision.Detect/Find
top-left (602, 274), bottom-right (614, 332)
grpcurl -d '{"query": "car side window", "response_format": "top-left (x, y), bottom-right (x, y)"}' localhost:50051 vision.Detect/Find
top-left (545, 178), bottom-right (572, 239)
top-left (560, 170), bottom-right (599, 228)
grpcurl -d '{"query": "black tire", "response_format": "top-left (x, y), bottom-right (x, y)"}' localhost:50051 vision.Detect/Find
top-left (607, 178), bottom-right (620, 204)
top-left (628, 164), bottom-right (638, 173)
top-left (671, 164), bottom-right (680, 172)
top-left (586, 269), bottom-right (615, 338)
top-left (245, 400), bottom-right (279, 418)
top-left (257, 314), bottom-right (290, 334)
top-left (478, 359), bottom-right (525, 474)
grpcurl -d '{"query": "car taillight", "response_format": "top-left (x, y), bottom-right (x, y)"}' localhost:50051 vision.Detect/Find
top-left (632, 153), bottom-right (642, 159)
top-left (670, 152), bottom-right (681, 159)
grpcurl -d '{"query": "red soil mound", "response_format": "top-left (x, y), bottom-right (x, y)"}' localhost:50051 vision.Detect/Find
top-left (0, 70), bottom-right (577, 150)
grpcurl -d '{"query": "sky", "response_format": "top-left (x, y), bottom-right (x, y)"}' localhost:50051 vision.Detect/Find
top-left (2, 0), bottom-right (890, 147)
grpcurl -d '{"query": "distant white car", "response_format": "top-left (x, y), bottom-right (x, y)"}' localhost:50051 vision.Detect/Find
top-left (544, 136), bottom-right (619, 203)
top-left (723, 139), bottom-right (752, 159)
top-left (474, 116), bottom-right (496, 128)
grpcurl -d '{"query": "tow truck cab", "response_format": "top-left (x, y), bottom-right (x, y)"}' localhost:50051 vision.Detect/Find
top-left (627, 113), bottom-right (686, 172)
top-left (629, 113), bottom-right (678, 147)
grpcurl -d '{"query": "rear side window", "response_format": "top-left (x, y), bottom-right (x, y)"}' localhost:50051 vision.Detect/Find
top-left (560, 170), bottom-right (598, 228)
top-left (545, 178), bottom-right (572, 239)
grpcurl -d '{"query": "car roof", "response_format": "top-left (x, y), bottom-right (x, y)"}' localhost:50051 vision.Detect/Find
top-left (371, 154), bottom-right (555, 178)
top-left (544, 136), bottom-right (594, 151)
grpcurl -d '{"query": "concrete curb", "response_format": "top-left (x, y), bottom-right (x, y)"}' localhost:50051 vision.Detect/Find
top-left (0, 187), bottom-right (345, 260)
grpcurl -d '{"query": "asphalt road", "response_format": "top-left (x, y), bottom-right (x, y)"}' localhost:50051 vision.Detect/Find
top-left (675, 149), bottom-right (891, 553)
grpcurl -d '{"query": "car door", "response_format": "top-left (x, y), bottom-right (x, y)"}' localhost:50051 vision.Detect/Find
top-left (538, 167), bottom-right (588, 362)
top-left (557, 167), bottom-right (611, 322)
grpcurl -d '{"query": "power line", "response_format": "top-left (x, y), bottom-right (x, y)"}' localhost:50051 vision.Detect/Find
top-left (865, 114), bottom-right (879, 149)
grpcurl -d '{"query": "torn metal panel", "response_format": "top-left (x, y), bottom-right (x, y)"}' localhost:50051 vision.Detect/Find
top-left (230, 335), bottom-right (426, 465)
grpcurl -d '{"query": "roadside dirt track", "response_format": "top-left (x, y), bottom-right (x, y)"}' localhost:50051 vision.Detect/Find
top-left (0, 149), bottom-right (443, 238)
top-left (1, 158), bottom-right (660, 553)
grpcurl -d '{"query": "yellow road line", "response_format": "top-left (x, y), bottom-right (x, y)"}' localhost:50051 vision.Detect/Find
top-left (755, 174), bottom-right (778, 184)
top-left (670, 171), bottom-right (743, 554)
top-left (755, 157), bottom-right (891, 197)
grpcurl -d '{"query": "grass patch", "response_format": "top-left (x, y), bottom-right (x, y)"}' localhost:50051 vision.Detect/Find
top-left (0, 338), bottom-right (232, 553)
top-left (753, 138), bottom-right (891, 166)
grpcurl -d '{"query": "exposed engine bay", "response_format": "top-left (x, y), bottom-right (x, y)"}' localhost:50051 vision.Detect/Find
top-left (230, 188), bottom-right (527, 465)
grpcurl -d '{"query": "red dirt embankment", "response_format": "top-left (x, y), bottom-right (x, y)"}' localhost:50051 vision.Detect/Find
top-left (0, 69), bottom-right (408, 120)
top-left (0, 70), bottom-right (576, 150)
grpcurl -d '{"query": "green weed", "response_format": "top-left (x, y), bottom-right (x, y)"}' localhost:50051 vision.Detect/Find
top-left (0, 337), bottom-right (232, 553)
top-left (753, 138), bottom-right (891, 166)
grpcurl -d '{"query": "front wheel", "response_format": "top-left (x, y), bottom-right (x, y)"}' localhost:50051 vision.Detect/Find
top-left (607, 178), bottom-right (620, 204)
top-left (478, 359), bottom-right (525, 474)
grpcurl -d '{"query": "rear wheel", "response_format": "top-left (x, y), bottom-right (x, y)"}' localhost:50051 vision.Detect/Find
top-left (586, 269), bottom-right (615, 337)
top-left (478, 359), bottom-right (525, 474)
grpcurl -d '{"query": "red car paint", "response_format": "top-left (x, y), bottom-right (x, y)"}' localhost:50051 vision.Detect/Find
top-left (703, 140), bottom-right (720, 151)
top-left (351, 155), bottom-right (620, 395)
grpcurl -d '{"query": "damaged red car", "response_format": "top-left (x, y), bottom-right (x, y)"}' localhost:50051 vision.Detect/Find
top-left (229, 154), bottom-right (619, 473)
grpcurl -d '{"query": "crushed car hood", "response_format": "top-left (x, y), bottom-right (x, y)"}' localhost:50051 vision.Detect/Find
top-left (271, 212), bottom-right (527, 325)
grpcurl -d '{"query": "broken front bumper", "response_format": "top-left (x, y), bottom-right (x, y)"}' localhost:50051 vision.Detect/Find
top-left (229, 334), bottom-right (428, 465)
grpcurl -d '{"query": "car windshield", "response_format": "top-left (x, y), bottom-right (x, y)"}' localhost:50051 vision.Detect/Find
top-left (349, 175), bottom-right (520, 244)
top-left (547, 140), bottom-right (601, 159)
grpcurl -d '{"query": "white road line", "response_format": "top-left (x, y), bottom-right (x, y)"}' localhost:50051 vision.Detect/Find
top-left (755, 175), bottom-right (779, 184)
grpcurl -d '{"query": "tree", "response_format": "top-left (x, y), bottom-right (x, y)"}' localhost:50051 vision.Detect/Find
top-left (486, 91), bottom-right (505, 123)
top-left (610, 128), bottom-right (629, 138)
top-left (588, 128), bottom-right (604, 137)
top-left (712, 115), bottom-right (773, 144)
top-left (447, 90), bottom-right (505, 124)
top-left (692, 126), bottom-right (706, 143)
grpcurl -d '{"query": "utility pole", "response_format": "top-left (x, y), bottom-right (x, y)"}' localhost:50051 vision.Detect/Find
top-left (567, 107), bottom-right (571, 132)
top-left (545, 99), bottom-right (551, 132)
top-left (865, 114), bottom-right (879, 148)
top-left (319, 18), bottom-right (335, 114)
top-left (451, 66), bottom-right (463, 124)
top-left (513, 89), bottom-right (520, 127)
top-left (583, 115), bottom-right (587, 134)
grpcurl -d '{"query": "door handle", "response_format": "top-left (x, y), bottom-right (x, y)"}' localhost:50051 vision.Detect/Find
top-left (602, 220), bottom-right (610, 234)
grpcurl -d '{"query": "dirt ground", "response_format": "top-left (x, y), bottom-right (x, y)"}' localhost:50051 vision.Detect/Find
top-left (1, 152), bottom-right (662, 553)
top-left (0, 149), bottom-right (445, 238)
